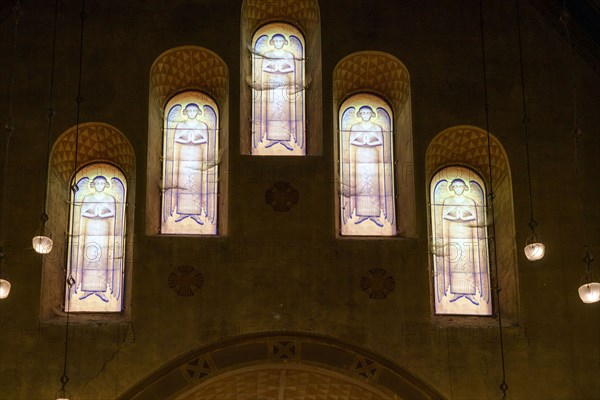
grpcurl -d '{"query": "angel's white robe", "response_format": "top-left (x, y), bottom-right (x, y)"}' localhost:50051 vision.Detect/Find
top-left (442, 196), bottom-right (479, 296)
top-left (80, 192), bottom-right (115, 293)
top-left (262, 49), bottom-right (296, 143)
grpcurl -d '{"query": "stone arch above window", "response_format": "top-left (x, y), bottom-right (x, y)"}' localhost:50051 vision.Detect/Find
top-left (333, 52), bottom-right (411, 115)
top-left (242, 0), bottom-right (320, 34)
top-left (117, 332), bottom-right (445, 400)
top-left (149, 46), bottom-right (228, 107)
top-left (425, 125), bottom-right (510, 187)
top-left (426, 125), bottom-right (519, 324)
top-left (240, 0), bottom-right (322, 155)
top-left (41, 122), bottom-right (135, 322)
top-left (333, 51), bottom-right (415, 238)
top-left (147, 46), bottom-right (229, 235)
top-left (49, 122), bottom-right (135, 182)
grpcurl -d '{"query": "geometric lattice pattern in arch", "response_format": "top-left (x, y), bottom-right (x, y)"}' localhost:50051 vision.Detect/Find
top-left (50, 122), bottom-right (135, 182)
top-left (426, 125), bottom-right (510, 187)
top-left (334, 51), bottom-right (410, 113)
top-left (150, 46), bottom-right (228, 106)
top-left (242, 0), bottom-right (320, 34)
top-left (179, 367), bottom-right (388, 400)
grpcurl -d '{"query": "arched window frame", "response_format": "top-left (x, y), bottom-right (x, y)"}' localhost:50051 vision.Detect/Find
top-left (40, 122), bottom-right (135, 322)
top-left (240, 0), bottom-right (322, 156)
top-left (146, 46), bottom-right (229, 236)
top-left (426, 126), bottom-right (520, 325)
top-left (333, 51), bottom-right (415, 238)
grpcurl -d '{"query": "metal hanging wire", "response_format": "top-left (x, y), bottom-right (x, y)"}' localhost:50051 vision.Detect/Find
top-left (563, 4), bottom-right (588, 254)
top-left (57, 1), bottom-right (86, 398)
top-left (561, 3), bottom-right (598, 303)
top-left (0, 1), bottom-right (22, 298)
top-left (478, 0), bottom-right (508, 398)
top-left (32, 0), bottom-right (60, 255)
top-left (516, 0), bottom-right (545, 262)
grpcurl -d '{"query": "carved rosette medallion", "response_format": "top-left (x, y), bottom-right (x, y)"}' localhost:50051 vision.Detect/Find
top-left (265, 181), bottom-right (299, 212)
top-left (168, 265), bottom-right (204, 296)
top-left (360, 268), bottom-right (395, 299)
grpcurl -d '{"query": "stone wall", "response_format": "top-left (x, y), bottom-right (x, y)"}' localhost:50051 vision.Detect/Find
top-left (0, 0), bottom-right (598, 399)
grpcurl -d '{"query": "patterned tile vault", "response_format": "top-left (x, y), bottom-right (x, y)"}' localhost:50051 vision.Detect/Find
top-left (334, 52), bottom-right (410, 113)
top-left (426, 125), bottom-right (509, 186)
top-left (50, 122), bottom-right (135, 182)
top-left (150, 46), bottom-right (228, 106)
top-left (243, 0), bottom-right (320, 33)
top-left (179, 368), bottom-right (388, 400)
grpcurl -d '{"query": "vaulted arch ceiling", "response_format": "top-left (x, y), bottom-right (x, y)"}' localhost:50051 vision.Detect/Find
top-left (118, 333), bottom-right (446, 400)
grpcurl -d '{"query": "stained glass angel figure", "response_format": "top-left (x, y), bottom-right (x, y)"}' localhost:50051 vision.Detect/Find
top-left (431, 167), bottom-right (491, 315)
top-left (162, 93), bottom-right (219, 235)
top-left (66, 164), bottom-right (126, 312)
top-left (252, 25), bottom-right (305, 155)
top-left (340, 95), bottom-right (396, 236)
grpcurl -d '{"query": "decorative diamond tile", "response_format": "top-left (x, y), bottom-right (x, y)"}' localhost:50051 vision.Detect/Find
top-left (350, 356), bottom-right (380, 380)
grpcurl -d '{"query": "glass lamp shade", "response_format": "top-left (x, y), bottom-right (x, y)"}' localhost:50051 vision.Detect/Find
top-left (56, 388), bottom-right (70, 400)
top-left (0, 279), bottom-right (11, 299)
top-left (524, 242), bottom-right (545, 261)
top-left (578, 282), bottom-right (600, 304)
top-left (32, 235), bottom-right (53, 254)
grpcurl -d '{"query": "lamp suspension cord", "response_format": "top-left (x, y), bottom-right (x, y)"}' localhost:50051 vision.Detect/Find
top-left (42, 0), bottom-right (60, 221)
top-left (73, 0), bottom-right (86, 173)
top-left (73, 0), bottom-right (85, 171)
top-left (560, 5), bottom-right (592, 273)
top-left (0, 0), bottom-right (22, 279)
top-left (560, 2), bottom-right (579, 141)
top-left (60, 0), bottom-right (86, 394)
top-left (1, 2), bottom-right (21, 264)
top-left (478, 0), bottom-right (508, 398)
top-left (573, 132), bottom-right (591, 273)
top-left (515, 0), bottom-right (536, 232)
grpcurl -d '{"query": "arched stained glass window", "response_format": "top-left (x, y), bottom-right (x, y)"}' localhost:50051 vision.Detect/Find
top-left (66, 163), bottom-right (127, 313)
top-left (339, 93), bottom-right (396, 236)
top-left (430, 166), bottom-right (492, 316)
top-left (251, 22), bottom-right (305, 156)
top-left (161, 91), bottom-right (219, 235)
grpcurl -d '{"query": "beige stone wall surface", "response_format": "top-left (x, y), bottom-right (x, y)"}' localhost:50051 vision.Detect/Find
top-left (0, 0), bottom-right (599, 399)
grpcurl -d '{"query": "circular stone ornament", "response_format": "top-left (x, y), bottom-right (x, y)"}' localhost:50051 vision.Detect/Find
top-left (168, 265), bottom-right (204, 296)
top-left (265, 181), bottom-right (299, 212)
top-left (360, 268), bottom-right (395, 299)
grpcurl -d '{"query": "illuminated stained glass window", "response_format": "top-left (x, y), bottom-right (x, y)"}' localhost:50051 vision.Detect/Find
top-left (431, 166), bottom-right (492, 316)
top-left (66, 163), bottom-right (127, 313)
top-left (339, 93), bottom-right (396, 236)
top-left (251, 22), bottom-right (305, 156)
top-left (161, 91), bottom-right (219, 235)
